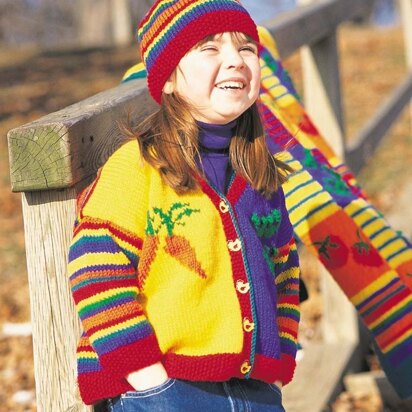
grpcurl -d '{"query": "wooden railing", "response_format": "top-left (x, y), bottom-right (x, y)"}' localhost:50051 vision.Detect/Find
top-left (6, 0), bottom-right (412, 411)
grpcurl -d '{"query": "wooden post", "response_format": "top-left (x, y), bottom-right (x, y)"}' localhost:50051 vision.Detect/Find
top-left (7, 79), bottom-right (156, 411)
top-left (21, 189), bottom-right (90, 412)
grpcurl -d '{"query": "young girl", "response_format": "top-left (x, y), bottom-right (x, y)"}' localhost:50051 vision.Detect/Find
top-left (68, 1), bottom-right (300, 410)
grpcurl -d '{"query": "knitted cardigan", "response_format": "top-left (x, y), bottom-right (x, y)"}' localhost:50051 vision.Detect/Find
top-left (68, 141), bottom-right (300, 405)
top-left (122, 26), bottom-right (412, 400)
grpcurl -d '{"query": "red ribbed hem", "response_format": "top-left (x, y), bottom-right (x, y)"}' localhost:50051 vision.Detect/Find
top-left (250, 353), bottom-right (296, 385)
top-left (98, 334), bottom-right (163, 380)
top-left (79, 352), bottom-right (296, 405)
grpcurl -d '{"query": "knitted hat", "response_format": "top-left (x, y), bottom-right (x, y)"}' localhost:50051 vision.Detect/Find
top-left (137, 0), bottom-right (259, 104)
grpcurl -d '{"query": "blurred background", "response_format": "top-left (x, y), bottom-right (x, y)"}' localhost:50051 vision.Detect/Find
top-left (1, 0), bottom-right (411, 411)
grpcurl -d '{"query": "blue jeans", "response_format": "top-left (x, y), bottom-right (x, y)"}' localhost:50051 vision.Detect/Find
top-left (106, 378), bottom-right (285, 411)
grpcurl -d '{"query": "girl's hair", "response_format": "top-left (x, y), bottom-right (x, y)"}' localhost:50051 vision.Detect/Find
top-left (123, 31), bottom-right (292, 198)
top-left (122, 92), bottom-right (292, 198)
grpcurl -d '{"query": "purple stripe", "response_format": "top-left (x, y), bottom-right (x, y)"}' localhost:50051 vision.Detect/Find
top-left (69, 237), bottom-right (121, 261)
top-left (78, 358), bottom-right (102, 374)
top-left (146, 2), bottom-right (249, 70)
top-left (388, 340), bottom-right (412, 365)
top-left (94, 322), bottom-right (153, 355)
top-left (356, 277), bottom-right (400, 311)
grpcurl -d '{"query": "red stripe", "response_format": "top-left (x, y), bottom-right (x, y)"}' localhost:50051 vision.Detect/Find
top-left (140, 0), bottom-right (194, 55)
top-left (77, 219), bottom-right (143, 250)
top-left (380, 321), bottom-right (412, 349)
top-left (364, 288), bottom-right (410, 324)
top-left (73, 279), bottom-right (138, 303)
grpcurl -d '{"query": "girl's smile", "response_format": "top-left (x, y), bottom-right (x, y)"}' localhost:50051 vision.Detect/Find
top-left (163, 32), bottom-right (261, 125)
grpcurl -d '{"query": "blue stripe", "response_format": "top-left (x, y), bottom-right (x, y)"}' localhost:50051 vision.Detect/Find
top-left (94, 322), bottom-right (153, 355)
top-left (360, 215), bottom-right (379, 230)
top-left (350, 205), bottom-right (371, 219)
top-left (285, 179), bottom-right (313, 199)
top-left (69, 236), bottom-right (121, 261)
top-left (370, 226), bottom-right (391, 241)
top-left (146, 2), bottom-right (246, 70)
top-left (378, 234), bottom-right (399, 251)
top-left (387, 245), bottom-right (410, 261)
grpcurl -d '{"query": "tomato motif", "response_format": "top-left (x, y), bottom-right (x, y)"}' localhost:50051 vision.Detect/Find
top-left (313, 234), bottom-right (349, 269)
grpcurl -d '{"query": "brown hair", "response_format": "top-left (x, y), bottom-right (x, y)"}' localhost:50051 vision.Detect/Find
top-left (122, 92), bottom-right (292, 198)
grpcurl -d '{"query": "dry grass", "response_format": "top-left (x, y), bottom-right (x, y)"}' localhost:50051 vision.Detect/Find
top-left (0, 22), bottom-right (411, 411)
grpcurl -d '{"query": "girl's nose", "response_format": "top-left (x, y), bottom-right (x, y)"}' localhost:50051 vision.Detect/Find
top-left (224, 48), bottom-right (245, 69)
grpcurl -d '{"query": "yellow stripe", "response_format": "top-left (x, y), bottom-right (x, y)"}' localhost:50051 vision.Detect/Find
top-left (275, 267), bottom-right (300, 285)
top-left (389, 249), bottom-right (412, 268)
top-left (68, 252), bottom-right (131, 274)
top-left (280, 331), bottom-right (298, 343)
top-left (78, 351), bottom-right (98, 359)
top-left (139, 0), bottom-right (175, 34)
top-left (351, 270), bottom-right (398, 305)
top-left (144, 1), bottom-right (215, 60)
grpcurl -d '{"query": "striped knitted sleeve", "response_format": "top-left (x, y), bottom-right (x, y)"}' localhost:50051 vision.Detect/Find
top-left (68, 141), bottom-right (163, 379)
top-left (274, 187), bottom-right (301, 381)
top-left (68, 215), bottom-right (162, 379)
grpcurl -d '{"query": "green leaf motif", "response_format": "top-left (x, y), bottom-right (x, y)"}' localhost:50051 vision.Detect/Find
top-left (251, 208), bottom-right (281, 238)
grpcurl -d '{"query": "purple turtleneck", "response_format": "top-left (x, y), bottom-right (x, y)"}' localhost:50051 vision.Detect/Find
top-left (197, 120), bottom-right (237, 194)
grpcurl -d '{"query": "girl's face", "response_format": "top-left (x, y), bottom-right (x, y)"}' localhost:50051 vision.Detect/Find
top-left (163, 32), bottom-right (261, 125)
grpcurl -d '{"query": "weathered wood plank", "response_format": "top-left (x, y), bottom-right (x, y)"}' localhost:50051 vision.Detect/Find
top-left (8, 79), bottom-right (157, 192)
top-left (21, 189), bottom-right (91, 412)
top-left (345, 72), bottom-right (412, 174)
top-left (264, 0), bottom-right (375, 59)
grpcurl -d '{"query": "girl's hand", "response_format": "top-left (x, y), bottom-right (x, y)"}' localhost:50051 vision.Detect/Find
top-left (126, 362), bottom-right (169, 391)
top-left (273, 380), bottom-right (283, 390)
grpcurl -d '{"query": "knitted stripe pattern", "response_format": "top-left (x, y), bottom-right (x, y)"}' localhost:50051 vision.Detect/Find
top-left (137, 0), bottom-right (259, 103)
top-left (68, 142), bottom-right (300, 405)
top-left (255, 27), bottom-right (412, 398)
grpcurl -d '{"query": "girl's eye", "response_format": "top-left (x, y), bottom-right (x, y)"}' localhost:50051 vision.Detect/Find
top-left (200, 44), bottom-right (218, 52)
top-left (240, 45), bottom-right (257, 54)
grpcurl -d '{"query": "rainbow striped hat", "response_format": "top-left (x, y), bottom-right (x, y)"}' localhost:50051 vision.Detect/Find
top-left (137, 0), bottom-right (259, 104)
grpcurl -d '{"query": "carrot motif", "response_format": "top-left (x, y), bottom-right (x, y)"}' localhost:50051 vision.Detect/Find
top-left (164, 235), bottom-right (207, 279)
top-left (137, 235), bottom-right (160, 289)
top-left (144, 203), bottom-right (207, 280)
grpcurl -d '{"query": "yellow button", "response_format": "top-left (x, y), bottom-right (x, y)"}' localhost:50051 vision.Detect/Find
top-left (227, 239), bottom-right (241, 252)
top-left (241, 361), bottom-right (252, 375)
top-left (243, 318), bottom-right (255, 333)
top-left (219, 200), bottom-right (229, 214)
top-left (236, 280), bottom-right (250, 294)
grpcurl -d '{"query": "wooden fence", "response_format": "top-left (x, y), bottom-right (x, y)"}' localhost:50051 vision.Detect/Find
top-left (6, 0), bottom-right (412, 411)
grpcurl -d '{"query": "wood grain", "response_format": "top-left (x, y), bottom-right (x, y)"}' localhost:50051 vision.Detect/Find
top-left (22, 189), bottom-right (91, 412)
